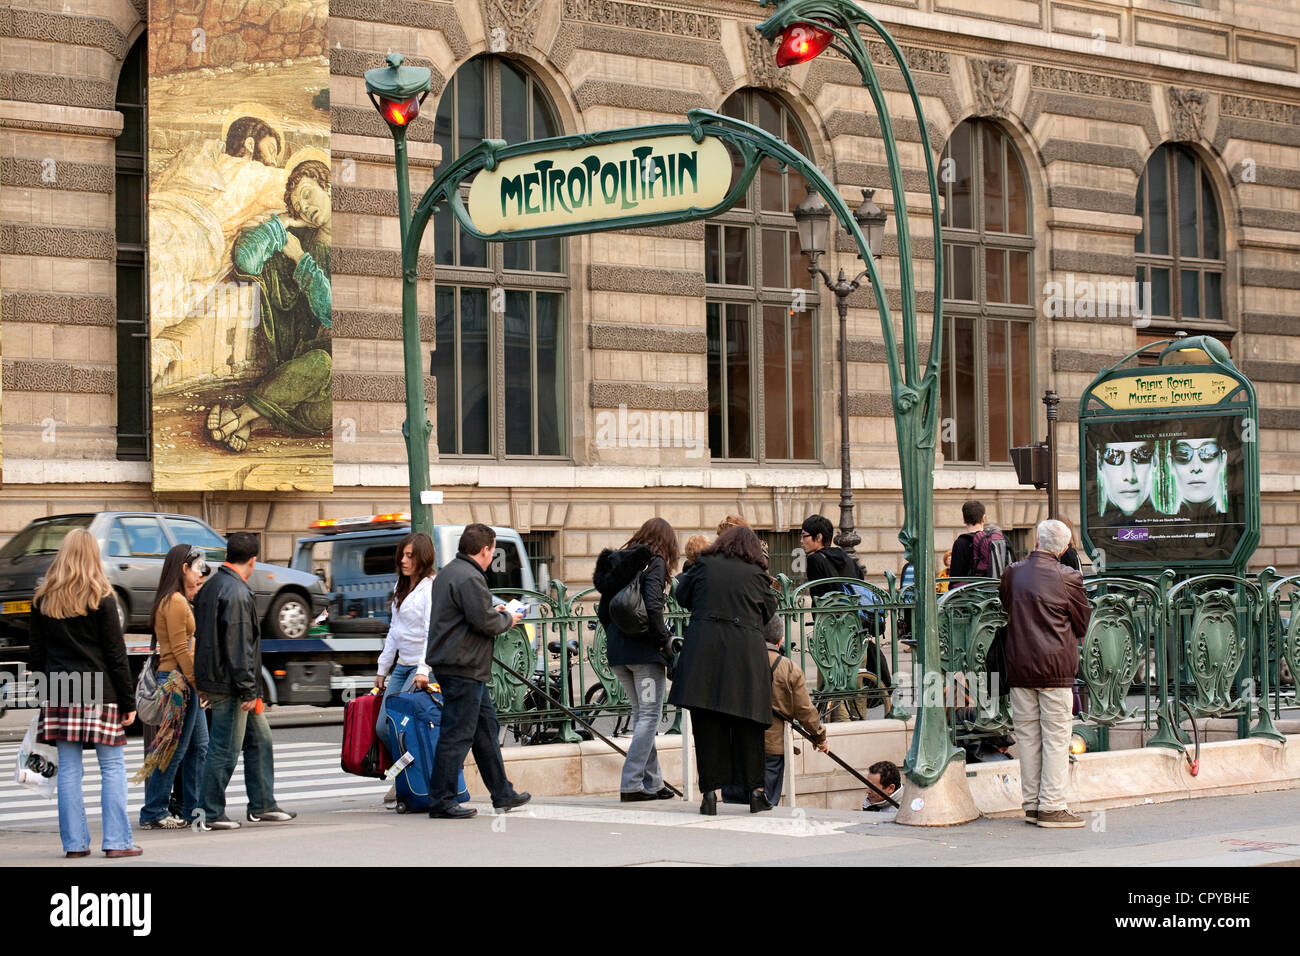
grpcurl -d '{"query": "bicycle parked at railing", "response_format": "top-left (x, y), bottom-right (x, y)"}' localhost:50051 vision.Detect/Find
top-left (503, 632), bottom-right (630, 745)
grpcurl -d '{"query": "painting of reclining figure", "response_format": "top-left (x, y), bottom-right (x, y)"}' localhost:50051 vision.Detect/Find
top-left (148, 0), bottom-right (331, 491)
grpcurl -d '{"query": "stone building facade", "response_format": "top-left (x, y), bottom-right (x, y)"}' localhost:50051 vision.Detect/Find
top-left (1, 0), bottom-right (1298, 583)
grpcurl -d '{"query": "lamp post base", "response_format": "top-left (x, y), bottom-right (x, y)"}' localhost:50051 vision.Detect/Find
top-left (894, 759), bottom-right (981, 827)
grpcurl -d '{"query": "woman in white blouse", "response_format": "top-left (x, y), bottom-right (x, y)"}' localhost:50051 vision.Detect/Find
top-left (374, 532), bottom-right (437, 756)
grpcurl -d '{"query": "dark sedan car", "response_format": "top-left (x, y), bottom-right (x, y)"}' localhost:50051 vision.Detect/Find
top-left (0, 512), bottom-right (330, 650)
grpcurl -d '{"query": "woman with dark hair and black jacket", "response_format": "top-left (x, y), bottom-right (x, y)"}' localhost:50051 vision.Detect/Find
top-left (668, 525), bottom-right (777, 815)
top-left (593, 517), bottom-right (679, 802)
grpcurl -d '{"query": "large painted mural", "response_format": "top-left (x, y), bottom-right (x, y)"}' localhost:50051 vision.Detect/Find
top-left (148, 0), bottom-right (331, 491)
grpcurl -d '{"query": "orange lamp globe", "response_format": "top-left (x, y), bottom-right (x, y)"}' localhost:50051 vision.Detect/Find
top-left (774, 23), bottom-right (833, 67)
top-left (381, 95), bottom-right (422, 127)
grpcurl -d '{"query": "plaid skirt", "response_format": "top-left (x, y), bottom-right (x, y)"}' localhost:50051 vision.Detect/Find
top-left (37, 703), bottom-right (127, 747)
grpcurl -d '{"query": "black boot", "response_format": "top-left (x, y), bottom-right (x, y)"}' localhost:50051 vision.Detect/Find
top-left (700, 791), bottom-right (717, 816)
top-left (750, 789), bottom-right (773, 814)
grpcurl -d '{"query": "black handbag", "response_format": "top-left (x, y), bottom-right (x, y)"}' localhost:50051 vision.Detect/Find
top-left (609, 567), bottom-right (649, 637)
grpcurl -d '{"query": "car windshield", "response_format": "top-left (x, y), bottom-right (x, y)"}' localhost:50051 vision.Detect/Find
top-left (0, 516), bottom-right (94, 559)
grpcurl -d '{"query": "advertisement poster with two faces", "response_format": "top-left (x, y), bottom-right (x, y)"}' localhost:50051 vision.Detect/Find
top-left (1085, 416), bottom-right (1242, 563)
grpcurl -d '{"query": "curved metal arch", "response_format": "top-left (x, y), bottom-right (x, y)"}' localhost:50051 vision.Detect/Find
top-left (402, 111), bottom-right (888, 319)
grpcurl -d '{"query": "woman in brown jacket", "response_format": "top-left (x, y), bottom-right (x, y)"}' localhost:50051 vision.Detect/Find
top-left (138, 544), bottom-right (211, 828)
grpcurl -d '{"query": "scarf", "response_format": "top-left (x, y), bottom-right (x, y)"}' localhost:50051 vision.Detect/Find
top-left (131, 672), bottom-right (189, 784)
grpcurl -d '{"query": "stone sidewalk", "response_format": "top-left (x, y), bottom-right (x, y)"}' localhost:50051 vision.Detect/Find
top-left (5, 786), bottom-right (1300, 867)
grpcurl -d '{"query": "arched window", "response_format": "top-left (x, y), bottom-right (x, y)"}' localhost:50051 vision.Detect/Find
top-left (431, 57), bottom-right (565, 458)
top-left (1134, 144), bottom-right (1224, 328)
top-left (938, 120), bottom-right (1035, 465)
top-left (705, 90), bottom-right (818, 461)
top-left (115, 36), bottom-right (149, 460)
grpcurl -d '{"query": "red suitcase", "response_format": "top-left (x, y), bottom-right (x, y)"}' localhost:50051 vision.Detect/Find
top-left (341, 690), bottom-right (392, 778)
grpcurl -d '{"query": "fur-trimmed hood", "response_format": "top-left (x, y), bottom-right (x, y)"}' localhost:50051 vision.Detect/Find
top-left (592, 544), bottom-right (652, 596)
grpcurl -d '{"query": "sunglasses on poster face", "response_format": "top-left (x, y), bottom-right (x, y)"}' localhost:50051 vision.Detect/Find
top-left (1101, 444), bottom-right (1154, 467)
top-left (1171, 442), bottom-right (1222, 464)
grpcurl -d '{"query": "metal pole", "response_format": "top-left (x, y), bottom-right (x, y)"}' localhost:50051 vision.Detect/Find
top-left (392, 129), bottom-right (435, 538)
top-left (1044, 389), bottom-right (1060, 520)
top-left (836, 276), bottom-right (860, 553)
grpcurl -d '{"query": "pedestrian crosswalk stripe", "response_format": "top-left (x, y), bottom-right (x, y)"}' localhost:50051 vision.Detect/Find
top-left (0, 739), bottom-right (381, 825)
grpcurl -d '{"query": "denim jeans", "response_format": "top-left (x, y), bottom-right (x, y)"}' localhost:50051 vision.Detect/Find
top-left (199, 692), bottom-right (277, 822)
top-left (613, 663), bottom-right (666, 794)
top-left (56, 739), bottom-right (133, 852)
top-left (140, 673), bottom-right (210, 824)
top-left (376, 663), bottom-right (418, 754)
top-left (430, 674), bottom-right (516, 811)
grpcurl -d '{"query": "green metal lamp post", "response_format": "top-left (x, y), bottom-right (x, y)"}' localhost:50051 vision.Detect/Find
top-left (758, 0), bottom-right (974, 821)
top-left (364, 52), bottom-right (435, 538)
top-left (793, 189), bottom-right (888, 556)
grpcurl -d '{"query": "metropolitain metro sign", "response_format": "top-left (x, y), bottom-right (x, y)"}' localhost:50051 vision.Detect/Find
top-left (465, 133), bottom-right (732, 234)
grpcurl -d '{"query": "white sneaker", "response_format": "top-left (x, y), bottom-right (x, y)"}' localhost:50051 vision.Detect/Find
top-left (384, 784), bottom-right (397, 804)
top-left (140, 816), bottom-right (187, 830)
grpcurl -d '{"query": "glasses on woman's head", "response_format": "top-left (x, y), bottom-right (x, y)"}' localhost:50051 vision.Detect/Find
top-left (1101, 443), bottom-right (1154, 467)
top-left (185, 547), bottom-right (209, 576)
top-left (1171, 441), bottom-right (1222, 464)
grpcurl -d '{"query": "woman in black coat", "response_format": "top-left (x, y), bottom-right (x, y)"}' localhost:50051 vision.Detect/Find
top-left (667, 525), bottom-right (777, 815)
top-left (593, 518), bottom-right (679, 802)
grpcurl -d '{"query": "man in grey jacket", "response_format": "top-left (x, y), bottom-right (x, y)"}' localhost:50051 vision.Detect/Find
top-left (420, 523), bottom-right (530, 819)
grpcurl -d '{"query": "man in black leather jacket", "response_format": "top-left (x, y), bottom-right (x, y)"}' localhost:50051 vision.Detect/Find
top-left (194, 532), bottom-right (294, 830)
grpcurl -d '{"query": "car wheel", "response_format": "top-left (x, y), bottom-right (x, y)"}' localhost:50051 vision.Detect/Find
top-left (113, 589), bottom-right (129, 633)
top-left (268, 592), bottom-right (311, 640)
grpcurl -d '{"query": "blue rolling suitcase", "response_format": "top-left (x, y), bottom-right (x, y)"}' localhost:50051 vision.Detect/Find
top-left (385, 687), bottom-right (471, 813)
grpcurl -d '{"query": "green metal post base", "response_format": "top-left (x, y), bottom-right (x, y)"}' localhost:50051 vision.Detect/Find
top-left (1249, 703), bottom-right (1286, 742)
top-left (1145, 707), bottom-right (1190, 750)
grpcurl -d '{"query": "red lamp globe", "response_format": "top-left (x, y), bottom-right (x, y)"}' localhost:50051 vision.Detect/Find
top-left (381, 95), bottom-right (422, 127)
top-left (774, 22), bottom-right (833, 67)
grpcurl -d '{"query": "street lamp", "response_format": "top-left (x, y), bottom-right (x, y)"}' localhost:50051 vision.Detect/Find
top-left (793, 189), bottom-right (888, 555)
top-left (364, 53), bottom-right (435, 537)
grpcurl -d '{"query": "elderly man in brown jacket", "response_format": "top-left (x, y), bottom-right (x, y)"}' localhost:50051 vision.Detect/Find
top-left (999, 518), bottom-right (1092, 829)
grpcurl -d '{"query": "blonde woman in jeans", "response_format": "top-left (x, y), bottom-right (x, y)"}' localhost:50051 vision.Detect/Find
top-left (29, 529), bottom-right (140, 858)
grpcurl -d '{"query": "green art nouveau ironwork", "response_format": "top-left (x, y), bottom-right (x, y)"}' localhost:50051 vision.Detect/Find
top-left (489, 623), bottom-right (535, 715)
top-left (936, 584), bottom-right (1011, 738)
top-left (1078, 594), bottom-right (1142, 725)
top-left (1182, 589), bottom-right (1244, 717)
top-left (806, 595), bottom-right (868, 696)
top-left (1270, 577), bottom-right (1300, 700)
top-left (959, 596), bottom-right (1012, 735)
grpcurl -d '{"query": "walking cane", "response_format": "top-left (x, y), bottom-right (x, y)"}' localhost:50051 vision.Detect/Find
top-left (492, 655), bottom-right (684, 798)
top-left (773, 708), bottom-right (900, 809)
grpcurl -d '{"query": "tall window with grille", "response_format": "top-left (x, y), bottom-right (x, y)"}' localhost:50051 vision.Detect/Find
top-left (705, 90), bottom-right (819, 462)
top-left (115, 37), bottom-right (150, 460)
top-left (938, 120), bottom-right (1035, 465)
top-left (1134, 144), bottom-right (1225, 346)
top-left (432, 57), bottom-right (566, 459)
